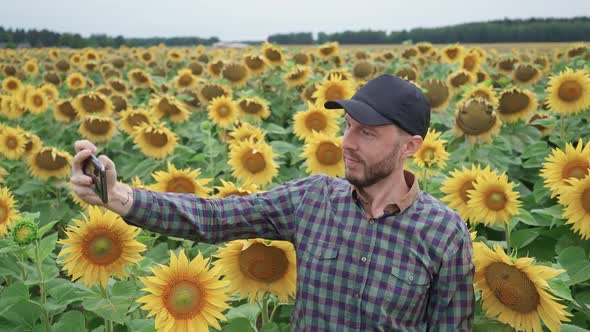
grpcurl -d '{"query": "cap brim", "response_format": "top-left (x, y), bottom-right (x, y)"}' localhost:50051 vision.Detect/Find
top-left (324, 99), bottom-right (392, 126)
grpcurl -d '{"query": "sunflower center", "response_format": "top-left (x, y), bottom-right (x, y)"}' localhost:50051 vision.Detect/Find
top-left (288, 69), bottom-right (306, 81)
top-left (239, 100), bottom-right (263, 114)
top-left (84, 118), bottom-right (111, 135)
top-left (58, 101), bottom-right (76, 119)
top-left (325, 85), bottom-right (345, 101)
top-left (201, 85), bottom-right (225, 103)
top-left (6, 136), bottom-right (18, 150)
top-left (484, 262), bottom-right (539, 313)
top-left (32, 95), bottom-right (44, 107)
top-left (0, 204), bottom-right (7, 224)
top-left (35, 149), bottom-right (68, 171)
top-left (446, 49), bottom-right (459, 59)
top-left (128, 113), bottom-right (149, 128)
top-left (421, 148), bottom-right (436, 163)
top-left (499, 59), bottom-right (517, 71)
top-left (353, 62), bottom-right (374, 79)
top-left (245, 56), bottom-right (265, 70)
top-left (242, 150), bottom-right (266, 174)
top-left (562, 161), bottom-right (590, 181)
top-left (111, 96), bottom-right (127, 112)
top-left (558, 80), bottom-right (582, 102)
top-left (305, 113), bottom-right (327, 131)
top-left (144, 131), bottom-right (169, 148)
top-left (450, 73), bottom-right (469, 88)
top-left (81, 95), bottom-right (106, 113)
top-left (178, 74), bottom-right (193, 87)
top-left (396, 68), bottom-right (417, 81)
top-left (7, 81), bottom-right (18, 90)
top-left (514, 65), bottom-right (538, 82)
top-left (166, 177), bottom-right (196, 194)
top-left (209, 61), bottom-right (224, 76)
top-left (485, 191), bottom-right (507, 211)
top-left (70, 78), bottom-right (82, 88)
top-left (460, 180), bottom-right (476, 203)
top-left (132, 72), bottom-right (149, 84)
top-left (463, 55), bottom-right (476, 71)
top-left (499, 91), bottom-right (530, 114)
top-left (316, 142), bottom-right (342, 166)
top-left (456, 100), bottom-right (497, 135)
top-left (424, 80), bottom-right (450, 108)
top-left (239, 243), bottom-right (289, 282)
top-left (158, 98), bottom-right (180, 115)
top-left (223, 65), bottom-right (247, 82)
top-left (164, 280), bottom-right (203, 318)
top-left (218, 106), bottom-right (231, 117)
top-left (83, 232), bottom-right (122, 265)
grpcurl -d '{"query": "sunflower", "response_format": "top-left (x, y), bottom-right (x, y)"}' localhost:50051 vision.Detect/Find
top-left (207, 60), bottom-right (224, 78)
top-left (23, 59), bottom-right (39, 77)
top-left (0, 186), bottom-right (19, 237)
top-left (243, 54), bottom-right (268, 75)
top-left (110, 94), bottom-right (129, 114)
top-left (237, 96), bottom-right (270, 121)
top-left (293, 103), bottom-right (341, 141)
top-left (496, 88), bottom-right (538, 124)
top-left (119, 108), bottom-right (157, 135)
top-left (2, 76), bottom-right (23, 95)
top-left (174, 69), bottom-right (198, 90)
top-left (137, 250), bottom-right (231, 332)
top-left (0, 167), bottom-right (7, 184)
top-left (528, 112), bottom-right (554, 137)
top-left (461, 52), bottom-right (481, 73)
top-left (454, 98), bottom-right (502, 144)
top-left (198, 83), bottom-right (232, 105)
top-left (58, 206), bottom-right (146, 287)
top-left (214, 179), bottom-right (261, 198)
top-left (133, 123), bottom-right (177, 159)
top-left (229, 138), bottom-right (278, 186)
top-left (283, 66), bottom-right (310, 87)
top-left (301, 83), bottom-right (318, 104)
top-left (22, 131), bottom-right (43, 158)
top-left (559, 174), bottom-right (590, 240)
top-left (221, 62), bottom-right (250, 87)
top-left (43, 71), bottom-right (61, 86)
top-left (545, 68), bottom-right (590, 115)
top-left (150, 95), bottom-right (191, 124)
top-left (214, 238), bottom-right (296, 303)
top-left (323, 68), bottom-right (351, 81)
top-left (316, 42), bottom-right (339, 59)
top-left (300, 133), bottom-right (344, 177)
top-left (188, 61), bottom-right (204, 76)
top-left (138, 50), bottom-right (155, 64)
top-left (441, 164), bottom-right (495, 223)
top-left (476, 70), bottom-right (490, 84)
top-left (208, 95), bottom-right (240, 129)
top-left (351, 61), bottom-right (375, 81)
top-left (147, 163), bottom-right (212, 197)
top-left (107, 79), bottom-right (129, 95)
top-left (441, 44), bottom-right (465, 63)
top-left (262, 43), bottom-right (285, 67)
top-left (421, 79), bottom-right (452, 112)
top-left (54, 99), bottom-right (78, 123)
top-left (72, 92), bottom-right (113, 118)
top-left (0, 126), bottom-right (27, 159)
top-left (312, 73), bottom-right (355, 108)
top-left (25, 89), bottom-right (48, 114)
top-left (413, 128), bottom-right (449, 169)
top-left (447, 69), bottom-right (475, 92)
top-left (533, 56), bottom-right (551, 73)
top-left (512, 63), bottom-right (543, 86)
top-left (66, 72), bottom-right (87, 91)
top-left (79, 116), bottom-right (117, 143)
top-left (27, 146), bottom-right (73, 180)
top-left (401, 47), bottom-right (418, 59)
top-left (128, 69), bottom-right (153, 88)
top-left (540, 139), bottom-right (590, 198)
top-left (496, 57), bottom-right (520, 74)
top-left (565, 43), bottom-right (588, 59)
top-left (228, 122), bottom-right (266, 145)
top-left (463, 85), bottom-right (499, 107)
top-left (292, 52), bottom-right (311, 66)
top-left (473, 243), bottom-right (571, 332)
top-left (466, 171), bottom-right (521, 225)
top-left (39, 83), bottom-right (59, 104)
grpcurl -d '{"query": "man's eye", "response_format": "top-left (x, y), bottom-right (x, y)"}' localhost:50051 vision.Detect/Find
top-left (362, 129), bottom-right (373, 136)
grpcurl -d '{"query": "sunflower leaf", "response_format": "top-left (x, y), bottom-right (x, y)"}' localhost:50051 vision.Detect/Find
top-left (557, 246), bottom-right (590, 286)
top-left (510, 227), bottom-right (543, 249)
top-left (50, 311), bottom-right (86, 332)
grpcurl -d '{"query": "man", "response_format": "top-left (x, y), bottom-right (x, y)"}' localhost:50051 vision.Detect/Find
top-left (71, 74), bottom-right (474, 331)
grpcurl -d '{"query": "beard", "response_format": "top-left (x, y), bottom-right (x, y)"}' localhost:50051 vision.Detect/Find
top-left (345, 143), bottom-right (401, 188)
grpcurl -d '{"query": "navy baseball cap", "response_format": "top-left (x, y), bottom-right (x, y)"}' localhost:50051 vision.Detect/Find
top-left (324, 74), bottom-right (431, 138)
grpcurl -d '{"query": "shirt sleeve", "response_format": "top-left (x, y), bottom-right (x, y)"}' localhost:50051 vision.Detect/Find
top-left (121, 175), bottom-right (322, 243)
top-left (426, 220), bottom-right (475, 331)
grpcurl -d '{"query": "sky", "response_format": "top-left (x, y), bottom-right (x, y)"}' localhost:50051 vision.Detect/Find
top-left (2, 0), bottom-right (589, 41)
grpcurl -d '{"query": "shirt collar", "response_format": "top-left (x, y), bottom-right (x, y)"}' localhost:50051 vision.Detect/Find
top-left (350, 169), bottom-right (420, 216)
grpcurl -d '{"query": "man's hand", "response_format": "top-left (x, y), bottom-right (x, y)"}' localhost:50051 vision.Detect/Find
top-left (70, 140), bottom-right (134, 216)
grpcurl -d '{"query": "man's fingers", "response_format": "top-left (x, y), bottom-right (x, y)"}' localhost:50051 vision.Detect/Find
top-left (71, 148), bottom-right (94, 174)
top-left (71, 174), bottom-right (93, 186)
top-left (74, 140), bottom-right (97, 154)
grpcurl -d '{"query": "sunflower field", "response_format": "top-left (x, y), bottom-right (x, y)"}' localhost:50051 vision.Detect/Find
top-left (0, 41), bottom-right (589, 332)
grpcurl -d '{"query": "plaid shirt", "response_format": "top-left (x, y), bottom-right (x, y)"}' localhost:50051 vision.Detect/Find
top-left (123, 171), bottom-right (474, 331)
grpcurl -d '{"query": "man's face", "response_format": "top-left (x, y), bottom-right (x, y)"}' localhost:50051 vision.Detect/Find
top-left (342, 114), bottom-right (403, 188)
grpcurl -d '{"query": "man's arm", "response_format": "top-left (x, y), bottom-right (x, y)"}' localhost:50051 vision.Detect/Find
top-left (426, 227), bottom-right (475, 331)
top-left (119, 175), bottom-right (322, 243)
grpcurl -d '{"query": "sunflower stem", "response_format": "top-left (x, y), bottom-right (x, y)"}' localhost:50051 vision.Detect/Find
top-left (34, 240), bottom-right (51, 332)
top-left (420, 167), bottom-right (429, 192)
top-left (504, 222), bottom-right (511, 255)
top-left (260, 293), bottom-right (270, 326)
top-left (100, 285), bottom-right (114, 332)
top-left (559, 115), bottom-right (566, 145)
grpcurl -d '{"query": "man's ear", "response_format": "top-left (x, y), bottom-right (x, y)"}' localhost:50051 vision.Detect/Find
top-left (401, 135), bottom-right (423, 159)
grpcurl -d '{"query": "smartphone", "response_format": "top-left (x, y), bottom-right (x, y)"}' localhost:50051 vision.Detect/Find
top-left (82, 155), bottom-right (108, 204)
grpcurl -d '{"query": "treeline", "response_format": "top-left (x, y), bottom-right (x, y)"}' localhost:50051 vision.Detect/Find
top-left (0, 27), bottom-right (219, 48)
top-left (269, 17), bottom-right (590, 44)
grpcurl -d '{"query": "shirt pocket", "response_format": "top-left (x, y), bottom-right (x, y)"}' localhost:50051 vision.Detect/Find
top-left (302, 240), bottom-right (341, 284)
top-left (383, 259), bottom-right (431, 321)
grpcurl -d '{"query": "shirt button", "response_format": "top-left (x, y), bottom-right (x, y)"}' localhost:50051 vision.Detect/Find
top-left (369, 219), bottom-right (375, 224)
top-left (354, 293), bottom-right (360, 299)
top-left (361, 256), bottom-right (367, 263)
top-left (408, 275), bottom-right (414, 281)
